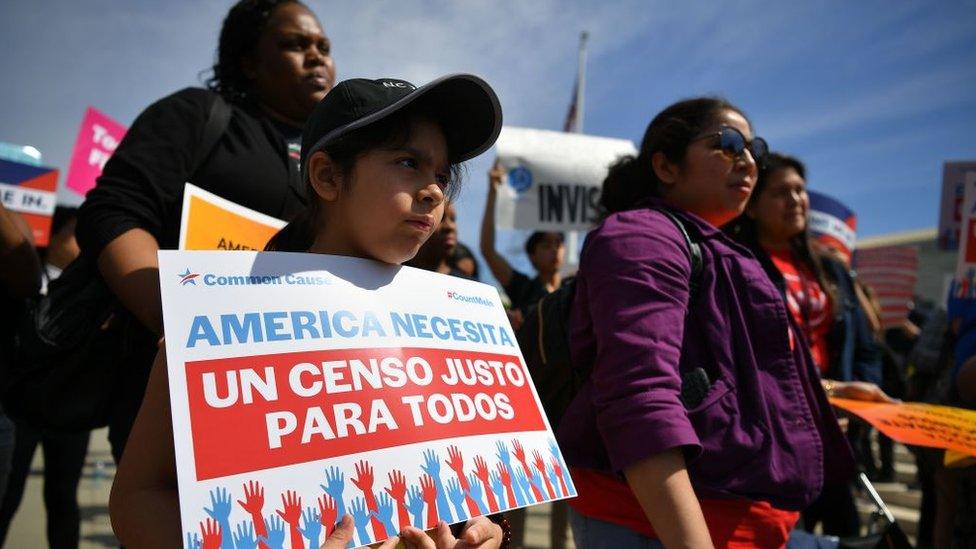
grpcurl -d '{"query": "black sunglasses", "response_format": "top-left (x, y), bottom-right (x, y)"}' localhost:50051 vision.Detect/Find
top-left (692, 126), bottom-right (768, 166)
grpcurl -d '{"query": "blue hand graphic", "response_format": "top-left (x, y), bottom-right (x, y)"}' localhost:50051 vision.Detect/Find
top-left (259, 515), bottom-right (286, 549)
top-left (514, 468), bottom-right (535, 504)
top-left (495, 440), bottom-right (511, 467)
top-left (185, 531), bottom-right (201, 549)
top-left (373, 492), bottom-right (398, 537)
top-left (406, 485), bottom-right (425, 528)
top-left (445, 478), bottom-right (468, 521)
top-left (298, 506), bottom-right (322, 549)
top-left (549, 438), bottom-right (574, 496)
top-left (350, 497), bottom-right (372, 545)
top-left (530, 469), bottom-right (546, 501)
top-left (231, 520), bottom-right (257, 549)
top-left (466, 472), bottom-right (488, 514)
top-left (204, 487), bottom-right (234, 549)
top-left (421, 449), bottom-right (441, 478)
top-left (489, 470), bottom-right (506, 508)
top-left (320, 466), bottom-right (346, 522)
top-left (420, 449), bottom-right (454, 523)
top-left (545, 463), bottom-right (562, 498)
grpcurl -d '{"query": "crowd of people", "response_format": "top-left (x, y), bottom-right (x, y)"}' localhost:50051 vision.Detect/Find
top-left (1, 0), bottom-right (974, 548)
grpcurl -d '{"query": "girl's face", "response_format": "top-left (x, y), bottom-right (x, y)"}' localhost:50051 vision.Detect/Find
top-left (312, 118), bottom-right (450, 265)
top-left (748, 167), bottom-right (808, 244)
top-left (244, 3), bottom-right (336, 124)
top-left (656, 109), bottom-right (759, 227)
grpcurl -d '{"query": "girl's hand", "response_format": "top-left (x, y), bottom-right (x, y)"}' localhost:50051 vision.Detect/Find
top-left (397, 516), bottom-right (504, 548)
top-left (321, 515), bottom-right (355, 548)
top-left (829, 380), bottom-right (899, 403)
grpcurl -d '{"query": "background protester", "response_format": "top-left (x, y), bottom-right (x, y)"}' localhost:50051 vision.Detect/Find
top-left (110, 73), bottom-right (504, 548)
top-left (479, 167), bottom-right (569, 548)
top-left (557, 97), bottom-right (861, 548)
top-left (480, 162), bottom-right (566, 326)
top-left (0, 206), bottom-right (91, 549)
top-left (725, 152), bottom-right (884, 537)
top-left (450, 242), bottom-right (480, 279)
top-left (0, 202), bottom-right (40, 503)
top-left (408, 202), bottom-right (472, 278)
top-left (75, 0), bottom-right (333, 465)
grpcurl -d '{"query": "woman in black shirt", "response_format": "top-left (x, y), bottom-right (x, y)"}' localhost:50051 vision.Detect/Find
top-left (75, 0), bottom-right (335, 464)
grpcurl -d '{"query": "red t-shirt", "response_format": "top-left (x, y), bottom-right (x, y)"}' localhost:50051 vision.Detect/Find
top-left (766, 247), bottom-right (833, 375)
top-left (569, 467), bottom-right (800, 548)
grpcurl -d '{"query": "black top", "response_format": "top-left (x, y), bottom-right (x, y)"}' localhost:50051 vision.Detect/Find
top-left (505, 269), bottom-right (553, 314)
top-left (72, 89), bottom-right (310, 443)
top-left (77, 88), bottom-right (307, 256)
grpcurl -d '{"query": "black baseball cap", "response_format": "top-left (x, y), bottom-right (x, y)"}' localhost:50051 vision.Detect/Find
top-left (300, 74), bottom-right (502, 182)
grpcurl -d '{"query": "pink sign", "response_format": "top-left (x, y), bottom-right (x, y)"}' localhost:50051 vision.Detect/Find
top-left (65, 107), bottom-right (126, 196)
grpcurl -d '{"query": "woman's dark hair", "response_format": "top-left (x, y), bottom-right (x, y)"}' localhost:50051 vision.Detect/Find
top-left (725, 152), bottom-right (839, 317)
top-left (599, 97), bottom-right (747, 216)
top-left (205, 0), bottom-right (305, 103)
top-left (265, 105), bottom-right (465, 253)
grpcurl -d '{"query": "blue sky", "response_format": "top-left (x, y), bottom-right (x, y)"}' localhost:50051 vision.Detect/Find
top-left (2, 1), bottom-right (974, 281)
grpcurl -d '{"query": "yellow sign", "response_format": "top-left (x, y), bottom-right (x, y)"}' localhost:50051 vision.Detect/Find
top-left (830, 398), bottom-right (976, 458)
top-left (178, 183), bottom-right (286, 251)
top-left (945, 450), bottom-right (976, 468)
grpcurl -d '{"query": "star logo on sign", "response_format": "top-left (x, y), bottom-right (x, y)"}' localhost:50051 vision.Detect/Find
top-left (178, 268), bottom-right (200, 286)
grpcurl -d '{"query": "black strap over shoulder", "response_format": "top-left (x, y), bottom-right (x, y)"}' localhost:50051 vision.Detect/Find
top-left (658, 209), bottom-right (703, 296)
top-left (191, 93), bottom-right (233, 172)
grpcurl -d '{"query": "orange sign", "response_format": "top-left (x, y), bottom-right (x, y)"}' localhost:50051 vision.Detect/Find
top-left (830, 398), bottom-right (976, 457)
top-left (178, 183), bottom-right (285, 251)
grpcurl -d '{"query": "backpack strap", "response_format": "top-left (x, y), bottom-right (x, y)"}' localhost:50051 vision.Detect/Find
top-left (191, 93), bottom-right (232, 173)
top-left (658, 209), bottom-right (703, 296)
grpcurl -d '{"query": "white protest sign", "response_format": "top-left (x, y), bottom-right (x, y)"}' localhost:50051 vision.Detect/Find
top-left (494, 126), bottom-right (636, 231)
top-left (159, 251), bottom-right (576, 548)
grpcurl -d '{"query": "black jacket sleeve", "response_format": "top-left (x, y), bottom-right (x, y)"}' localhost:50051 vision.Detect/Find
top-left (827, 258), bottom-right (883, 384)
top-left (76, 88), bottom-right (216, 258)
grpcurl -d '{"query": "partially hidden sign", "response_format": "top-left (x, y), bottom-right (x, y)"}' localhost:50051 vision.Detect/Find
top-left (159, 251), bottom-right (576, 548)
top-left (830, 398), bottom-right (976, 457)
top-left (494, 126), bottom-right (636, 232)
top-left (808, 190), bottom-right (857, 263)
top-left (65, 107), bottom-right (126, 197)
top-left (0, 158), bottom-right (58, 246)
top-left (179, 183), bottom-right (286, 251)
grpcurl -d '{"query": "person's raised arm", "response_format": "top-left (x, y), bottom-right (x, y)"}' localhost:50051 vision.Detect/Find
top-left (479, 162), bottom-right (514, 288)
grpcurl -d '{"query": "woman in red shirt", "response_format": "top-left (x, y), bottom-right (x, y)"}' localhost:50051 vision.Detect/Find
top-left (726, 152), bottom-right (888, 537)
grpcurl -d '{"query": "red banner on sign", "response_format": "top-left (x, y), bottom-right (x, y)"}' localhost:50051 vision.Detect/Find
top-left (185, 347), bottom-right (546, 480)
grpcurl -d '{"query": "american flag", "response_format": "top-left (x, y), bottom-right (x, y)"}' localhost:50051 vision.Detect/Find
top-left (563, 78), bottom-right (579, 133)
top-left (563, 31), bottom-right (588, 134)
top-left (854, 246), bottom-right (919, 328)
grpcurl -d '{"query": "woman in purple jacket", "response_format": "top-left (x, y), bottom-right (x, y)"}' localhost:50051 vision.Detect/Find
top-left (557, 98), bottom-right (857, 548)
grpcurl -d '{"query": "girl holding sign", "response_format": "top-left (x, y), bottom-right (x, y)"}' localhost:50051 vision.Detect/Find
top-left (110, 75), bottom-right (506, 548)
top-left (557, 98), bottom-right (861, 548)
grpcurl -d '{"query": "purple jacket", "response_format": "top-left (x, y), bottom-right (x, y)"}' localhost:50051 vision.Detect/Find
top-left (557, 202), bottom-right (855, 510)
